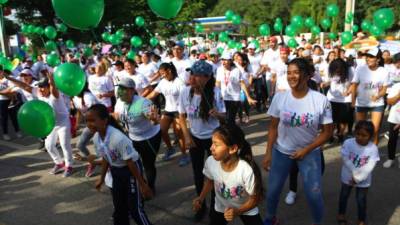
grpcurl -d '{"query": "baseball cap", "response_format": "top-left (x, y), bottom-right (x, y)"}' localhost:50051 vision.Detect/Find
top-left (393, 53), bottom-right (400, 63)
top-left (115, 77), bottom-right (136, 89)
top-left (112, 60), bottom-right (124, 67)
top-left (280, 46), bottom-right (290, 54)
top-left (220, 52), bottom-right (232, 60)
top-left (302, 49), bottom-right (311, 57)
top-left (186, 60), bottom-right (213, 76)
top-left (173, 41), bottom-right (185, 49)
top-left (366, 47), bottom-right (380, 57)
top-left (20, 69), bottom-right (33, 76)
top-left (247, 43), bottom-right (256, 49)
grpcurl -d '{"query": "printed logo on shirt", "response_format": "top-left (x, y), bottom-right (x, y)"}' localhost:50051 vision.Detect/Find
top-left (216, 181), bottom-right (244, 200)
top-left (349, 152), bottom-right (370, 168)
top-left (282, 111), bottom-right (314, 128)
top-left (187, 105), bottom-right (200, 119)
top-left (363, 82), bottom-right (383, 90)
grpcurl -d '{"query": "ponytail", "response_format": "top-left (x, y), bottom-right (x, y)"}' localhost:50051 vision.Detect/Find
top-left (213, 124), bottom-right (264, 201)
top-left (190, 76), bottom-right (215, 121)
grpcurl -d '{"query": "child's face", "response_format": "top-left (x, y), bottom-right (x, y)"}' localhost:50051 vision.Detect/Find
top-left (355, 128), bottom-right (371, 146)
top-left (210, 133), bottom-right (237, 161)
top-left (85, 110), bottom-right (107, 133)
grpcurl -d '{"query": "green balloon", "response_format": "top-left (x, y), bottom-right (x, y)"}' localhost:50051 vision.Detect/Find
top-left (1, 58), bottom-right (13, 71)
top-left (27, 25), bottom-right (35, 34)
top-left (135, 16), bottom-right (145, 27)
top-left (52, 0), bottom-right (104, 30)
top-left (218, 32), bottom-right (229, 43)
top-left (291, 15), bottom-right (303, 29)
top-left (0, 0), bottom-right (8, 5)
top-left (217, 47), bottom-right (224, 55)
top-left (273, 22), bottom-right (283, 32)
top-left (328, 32), bottom-right (337, 40)
top-left (287, 38), bottom-right (298, 48)
top-left (46, 53), bottom-right (61, 67)
top-left (352, 24), bottom-right (359, 33)
top-left (345, 13), bottom-right (354, 24)
top-left (326, 4), bottom-right (339, 17)
top-left (21, 44), bottom-right (30, 52)
top-left (34, 26), bottom-right (44, 35)
top-left (147, 0), bottom-right (183, 19)
top-left (225, 10), bottom-right (234, 21)
top-left (259, 24), bottom-right (270, 36)
top-left (53, 63), bottom-right (86, 97)
top-left (232, 14), bottom-right (241, 25)
top-left (320, 18), bottom-right (332, 30)
top-left (130, 36), bottom-right (143, 48)
top-left (361, 20), bottom-right (371, 31)
top-left (251, 40), bottom-right (260, 49)
top-left (45, 41), bottom-right (57, 52)
top-left (209, 32), bottom-right (216, 39)
top-left (227, 40), bottom-right (236, 49)
top-left (109, 34), bottom-right (120, 45)
top-left (195, 24), bottom-right (204, 33)
top-left (304, 17), bottom-right (315, 28)
top-left (311, 25), bottom-right (321, 35)
top-left (57, 23), bottom-right (68, 33)
top-left (285, 25), bottom-right (296, 37)
top-left (149, 37), bottom-right (159, 47)
top-left (101, 32), bottom-right (111, 42)
top-left (127, 50), bottom-right (136, 59)
top-left (83, 47), bottom-right (93, 57)
top-left (373, 8), bottom-right (395, 30)
top-left (115, 29), bottom-right (125, 39)
top-left (341, 31), bottom-right (353, 45)
top-left (275, 18), bottom-right (282, 24)
top-left (18, 100), bottom-right (56, 138)
top-left (369, 25), bottom-right (383, 37)
top-left (44, 26), bottom-right (57, 39)
top-left (21, 24), bottom-right (29, 34)
top-left (66, 40), bottom-right (75, 49)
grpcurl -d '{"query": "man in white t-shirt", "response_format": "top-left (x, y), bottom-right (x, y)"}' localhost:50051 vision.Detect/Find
top-left (171, 41), bottom-right (192, 85)
top-left (270, 46), bottom-right (290, 93)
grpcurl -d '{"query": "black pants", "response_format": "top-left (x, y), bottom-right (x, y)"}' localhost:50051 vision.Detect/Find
top-left (289, 150), bottom-right (325, 192)
top-left (238, 99), bottom-right (250, 119)
top-left (338, 183), bottom-right (368, 222)
top-left (387, 122), bottom-right (399, 160)
top-left (209, 207), bottom-right (263, 225)
top-left (190, 134), bottom-right (212, 195)
top-left (224, 100), bottom-right (240, 124)
top-left (132, 131), bottom-right (161, 193)
top-left (110, 163), bottom-right (152, 225)
top-left (0, 99), bottom-right (20, 135)
top-left (253, 77), bottom-right (267, 111)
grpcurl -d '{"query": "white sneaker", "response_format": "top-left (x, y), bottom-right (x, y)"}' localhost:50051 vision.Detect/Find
top-left (16, 131), bottom-right (23, 138)
top-left (383, 159), bottom-right (394, 168)
top-left (384, 131), bottom-right (390, 140)
top-left (3, 134), bottom-right (11, 141)
top-left (285, 191), bottom-right (297, 205)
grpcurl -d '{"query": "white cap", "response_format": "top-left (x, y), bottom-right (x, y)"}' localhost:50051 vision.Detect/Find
top-left (366, 47), bottom-right (380, 57)
top-left (20, 69), bottom-right (33, 76)
top-left (247, 43), bottom-right (256, 49)
top-left (220, 52), bottom-right (232, 60)
top-left (209, 48), bottom-right (218, 55)
top-left (345, 49), bottom-right (357, 58)
top-left (302, 49), bottom-right (311, 57)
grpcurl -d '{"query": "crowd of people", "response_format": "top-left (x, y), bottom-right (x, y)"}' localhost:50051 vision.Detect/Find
top-left (1, 32), bottom-right (399, 225)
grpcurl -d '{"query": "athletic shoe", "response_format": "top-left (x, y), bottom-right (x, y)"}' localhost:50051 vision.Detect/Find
top-left (383, 159), bottom-right (394, 168)
top-left (384, 131), bottom-right (390, 140)
top-left (3, 134), bottom-right (11, 141)
top-left (243, 116), bottom-right (250, 124)
top-left (15, 131), bottom-right (23, 138)
top-left (285, 191), bottom-right (297, 205)
top-left (178, 155), bottom-right (190, 167)
top-left (162, 147), bottom-right (176, 161)
top-left (63, 167), bottom-right (73, 177)
top-left (85, 164), bottom-right (96, 177)
top-left (49, 163), bottom-right (65, 175)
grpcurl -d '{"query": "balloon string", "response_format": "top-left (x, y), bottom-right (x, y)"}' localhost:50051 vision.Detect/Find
top-left (90, 29), bottom-right (99, 43)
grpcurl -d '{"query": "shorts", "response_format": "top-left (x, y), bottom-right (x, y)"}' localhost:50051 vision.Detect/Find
top-left (163, 111), bottom-right (179, 119)
top-left (356, 106), bottom-right (385, 113)
top-left (331, 102), bottom-right (353, 123)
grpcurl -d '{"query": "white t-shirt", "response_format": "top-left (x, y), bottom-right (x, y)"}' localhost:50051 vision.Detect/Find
top-left (118, 95), bottom-right (160, 141)
top-left (203, 156), bottom-right (258, 216)
top-left (340, 138), bottom-right (379, 188)
top-left (216, 66), bottom-right (243, 101)
top-left (172, 58), bottom-right (192, 84)
top-left (248, 53), bottom-right (262, 78)
top-left (261, 48), bottom-right (280, 80)
top-left (270, 59), bottom-right (289, 92)
top-left (88, 75), bottom-right (114, 107)
top-left (13, 83), bottom-right (38, 102)
top-left (154, 78), bottom-right (185, 112)
top-left (236, 64), bottom-right (252, 86)
top-left (352, 65), bottom-right (389, 107)
top-left (267, 90), bottom-right (333, 154)
top-left (72, 92), bottom-right (98, 115)
top-left (126, 72), bottom-right (150, 96)
top-left (137, 63), bottom-right (159, 84)
top-left (387, 83), bottom-right (400, 124)
top-left (319, 61), bottom-right (330, 82)
top-left (0, 78), bottom-right (11, 100)
top-left (38, 94), bottom-right (70, 126)
top-left (178, 86), bottom-right (226, 139)
top-left (386, 64), bottom-right (400, 93)
top-left (327, 71), bottom-right (353, 103)
top-left (93, 126), bottom-right (139, 168)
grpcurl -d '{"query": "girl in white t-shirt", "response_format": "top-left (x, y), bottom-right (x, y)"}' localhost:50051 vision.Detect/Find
top-left (88, 62), bottom-right (114, 112)
top-left (337, 121), bottom-right (379, 225)
top-left (193, 123), bottom-right (263, 225)
top-left (351, 48), bottom-right (389, 144)
top-left (146, 62), bottom-right (189, 166)
top-left (123, 59), bottom-right (151, 97)
top-left (235, 52), bottom-right (253, 124)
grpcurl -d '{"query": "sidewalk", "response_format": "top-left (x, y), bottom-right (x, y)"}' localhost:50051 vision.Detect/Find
top-left (1, 113), bottom-right (399, 225)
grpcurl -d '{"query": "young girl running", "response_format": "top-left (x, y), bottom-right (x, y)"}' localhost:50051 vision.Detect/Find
top-left (87, 104), bottom-right (153, 225)
top-left (193, 123), bottom-right (263, 225)
top-left (146, 62), bottom-right (188, 166)
top-left (337, 120), bottom-right (379, 225)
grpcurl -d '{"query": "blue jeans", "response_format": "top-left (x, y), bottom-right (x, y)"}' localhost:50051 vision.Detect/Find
top-left (265, 147), bottom-right (324, 224)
